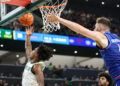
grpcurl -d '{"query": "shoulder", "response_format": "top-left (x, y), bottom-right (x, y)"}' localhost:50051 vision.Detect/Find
top-left (33, 64), bottom-right (42, 73)
top-left (89, 31), bottom-right (106, 42)
top-left (93, 31), bottom-right (108, 48)
top-left (94, 31), bottom-right (106, 39)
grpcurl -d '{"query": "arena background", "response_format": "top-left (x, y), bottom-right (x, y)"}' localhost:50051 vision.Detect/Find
top-left (0, 0), bottom-right (120, 86)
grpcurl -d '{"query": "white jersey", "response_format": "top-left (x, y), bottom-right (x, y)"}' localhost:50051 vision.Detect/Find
top-left (22, 61), bottom-right (45, 86)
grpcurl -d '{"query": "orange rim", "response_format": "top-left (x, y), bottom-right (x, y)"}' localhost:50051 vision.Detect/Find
top-left (39, 0), bottom-right (68, 8)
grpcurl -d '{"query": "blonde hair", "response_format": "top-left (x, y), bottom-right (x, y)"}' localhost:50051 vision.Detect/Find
top-left (96, 17), bottom-right (111, 28)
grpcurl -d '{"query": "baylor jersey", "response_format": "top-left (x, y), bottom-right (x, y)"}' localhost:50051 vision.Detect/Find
top-left (22, 61), bottom-right (45, 86)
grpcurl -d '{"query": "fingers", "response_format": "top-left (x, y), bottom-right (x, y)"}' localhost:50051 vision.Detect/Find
top-left (26, 27), bottom-right (28, 32)
top-left (46, 14), bottom-right (56, 23)
top-left (25, 26), bottom-right (33, 32)
top-left (46, 12), bottom-right (55, 19)
top-left (46, 14), bottom-right (52, 20)
top-left (47, 20), bottom-right (57, 23)
top-left (46, 12), bottom-right (59, 23)
top-left (28, 26), bottom-right (34, 33)
top-left (28, 26), bottom-right (31, 31)
top-left (45, 12), bottom-right (53, 17)
top-left (31, 26), bottom-right (34, 33)
top-left (27, 26), bottom-right (33, 30)
top-left (26, 26), bottom-right (30, 31)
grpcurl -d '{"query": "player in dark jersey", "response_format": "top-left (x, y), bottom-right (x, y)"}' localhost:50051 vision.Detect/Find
top-left (46, 13), bottom-right (120, 86)
top-left (98, 72), bottom-right (113, 86)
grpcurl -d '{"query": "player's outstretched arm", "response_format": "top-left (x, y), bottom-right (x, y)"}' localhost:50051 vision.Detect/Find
top-left (33, 64), bottom-right (44, 86)
top-left (46, 13), bottom-right (107, 48)
top-left (25, 26), bottom-right (34, 60)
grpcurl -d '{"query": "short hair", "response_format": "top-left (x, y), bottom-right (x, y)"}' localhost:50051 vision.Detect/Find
top-left (37, 44), bottom-right (53, 61)
top-left (98, 72), bottom-right (113, 86)
top-left (96, 17), bottom-right (111, 28)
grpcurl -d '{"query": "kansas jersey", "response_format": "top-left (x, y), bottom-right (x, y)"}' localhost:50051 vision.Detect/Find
top-left (98, 31), bottom-right (120, 83)
top-left (22, 61), bottom-right (45, 86)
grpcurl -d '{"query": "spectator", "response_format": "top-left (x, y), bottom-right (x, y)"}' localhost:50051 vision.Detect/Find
top-left (8, 73), bottom-right (12, 77)
top-left (16, 84), bottom-right (20, 86)
top-left (64, 77), bottom-right (72, 86)
top-left (48, 63), bottom-right (55, 70)
top-left (2, 80), bottom-right (7, 86)
top-left (71, 75), bottom-right (79, 81)
top-left (64, 64), bottom-right (68, 68)
top-left (0, 73), bottom-right (4, 78)
top-left (79, 76), bottom-right (83, 80)
top-left (10, 84), bottom-right (14, 86)
top-left (72, 64), bottom-right (77, 68)
top-left (57, 65), bottom-right (62, 70)
top-left (78, 82), bottom-right (82, 86)
top-left (0, 80), bottom-right (3, 86)
top-left (85, 76), bottom-right (90, 81)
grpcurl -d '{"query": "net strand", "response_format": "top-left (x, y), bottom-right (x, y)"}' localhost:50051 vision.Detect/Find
top-left (39, 0), bottom-right (67, 32)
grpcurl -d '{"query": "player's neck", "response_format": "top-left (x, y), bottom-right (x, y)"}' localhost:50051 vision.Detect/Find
top-left (32, 59), bottom-right (38, 63)
top-left (101, 29), bottom-right (110, 34)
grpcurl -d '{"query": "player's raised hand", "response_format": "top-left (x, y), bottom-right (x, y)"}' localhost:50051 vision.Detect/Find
top-left (46, 12), bottom-right (60, 23)
top-left (26, 26), bottom-right (34, 36)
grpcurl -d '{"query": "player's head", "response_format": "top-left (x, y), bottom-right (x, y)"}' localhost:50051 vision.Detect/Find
top-left (94, 17), bottom-right (111, 32)
top-left (98, 72), bottom-right (113, 86)
top-left (31, 44), bottom-right (53, 62)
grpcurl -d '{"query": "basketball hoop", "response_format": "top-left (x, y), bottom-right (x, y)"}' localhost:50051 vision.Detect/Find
top-left (39, 0), bottom-right (68, 32)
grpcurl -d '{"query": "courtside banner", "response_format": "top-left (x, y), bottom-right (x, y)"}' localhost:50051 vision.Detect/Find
top-left (13, 30), bottom-right (96, 47)
top-left (0, 0), bottom-right (31, 6)
top-left (0, 28), bottom-right (12, 39)
top-left (43, 34), bottom-right (69, 45)
top-left (13, 30), bottom-right (43, 42)
top-left (69, 37), bottom-right (96, 47)
top-left (13, 30), bottom-right (69, 45)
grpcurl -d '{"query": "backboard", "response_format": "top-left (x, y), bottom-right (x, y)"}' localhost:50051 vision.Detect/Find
top-left (0, 0), bottom-right (51, 26)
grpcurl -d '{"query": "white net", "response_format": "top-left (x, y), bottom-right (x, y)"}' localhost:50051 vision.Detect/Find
top-left (39, 0), bottom-right (68, 32)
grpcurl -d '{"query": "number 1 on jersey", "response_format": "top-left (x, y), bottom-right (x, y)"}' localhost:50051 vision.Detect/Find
top-left (117, 44), bottom-right (120, 52)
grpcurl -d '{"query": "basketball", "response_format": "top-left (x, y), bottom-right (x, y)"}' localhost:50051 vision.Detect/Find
top-left (19, 13), bottom-right (34, 26)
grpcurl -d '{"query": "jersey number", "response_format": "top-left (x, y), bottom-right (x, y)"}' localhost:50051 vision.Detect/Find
top-left (117, 44), bottom-right (120, 52)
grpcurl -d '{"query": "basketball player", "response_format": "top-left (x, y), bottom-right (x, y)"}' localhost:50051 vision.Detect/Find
top-left (46, 13), bottom-right (120, 85)
top-left (98, 72), bottom-right (113, 86)
top-left (22, 26), bottom-right (53, 86)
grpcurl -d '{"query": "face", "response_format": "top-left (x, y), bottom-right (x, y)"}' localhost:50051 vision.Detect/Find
top-left (30, 47), bottom-right (39, 61)
top-left (94, 23), bottom-right (103, 32)
top-left (64, 78), bottom-right (67, 82)
top-left (94, 23), bottom-right (99, 31)
top-left (98, 76), bottom-right (109, 86)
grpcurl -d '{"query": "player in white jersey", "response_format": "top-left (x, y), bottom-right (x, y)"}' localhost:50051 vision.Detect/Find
top-left (22, 26), bottom-right (53, 86)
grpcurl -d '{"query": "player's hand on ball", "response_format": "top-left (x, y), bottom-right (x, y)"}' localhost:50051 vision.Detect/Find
top-left (46, 12), bottom-right (59, 23)
top-left (26, 26), bottom-right (34, 36)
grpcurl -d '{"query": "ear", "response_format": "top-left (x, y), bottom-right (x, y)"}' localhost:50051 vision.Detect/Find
top-left (35, 52), bottom-right (39, 57)
top-left (99, 24), bottom-right (103, 31)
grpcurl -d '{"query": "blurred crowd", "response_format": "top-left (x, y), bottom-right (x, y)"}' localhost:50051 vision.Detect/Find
top-left (0, 62), bottom-right (102, 86)
top-left (0, 62), bottom-right (100, 86)
top-left (1, 9), bottom-right (120, 38)
top-left (0, 79), bottom-right (20, 86)
top-left (44, 63), bottom-right (99, 80)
